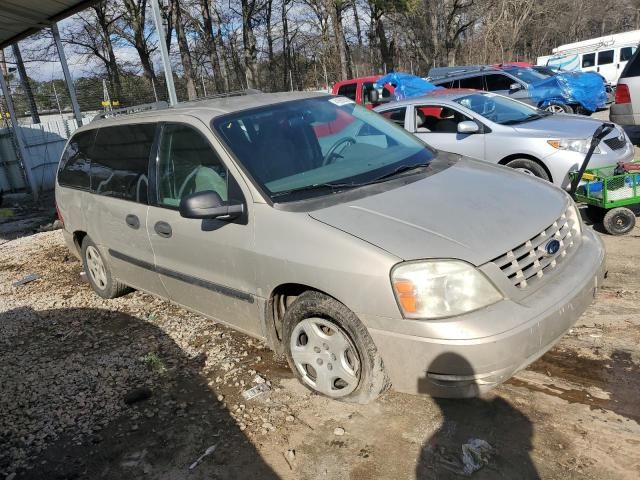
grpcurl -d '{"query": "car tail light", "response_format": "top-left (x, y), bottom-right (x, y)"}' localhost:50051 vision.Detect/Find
top-left (55, 201), bottom-right (64, 227)
top-left (615, 84), bottom-right (631, 104)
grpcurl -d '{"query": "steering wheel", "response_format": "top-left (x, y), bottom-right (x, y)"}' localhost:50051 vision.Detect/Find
top-left (323, 137), bottom-right (356, 165)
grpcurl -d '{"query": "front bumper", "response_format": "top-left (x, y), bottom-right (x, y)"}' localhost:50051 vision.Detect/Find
top-left (364, 227), bottom-right (606, 397)
top-left (546, 144), bottom-right (635, 189)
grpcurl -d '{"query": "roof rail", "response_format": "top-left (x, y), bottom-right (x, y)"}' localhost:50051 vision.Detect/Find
top-left (427, 65), bottom-right (498, 80)
top-left (186, 88), bottom-right (262, 103)
top-left (92, 101), bottom-right (169, 122)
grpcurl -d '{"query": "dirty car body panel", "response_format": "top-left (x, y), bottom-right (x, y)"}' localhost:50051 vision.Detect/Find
top-left (55, 92), bottom-right (606, 399)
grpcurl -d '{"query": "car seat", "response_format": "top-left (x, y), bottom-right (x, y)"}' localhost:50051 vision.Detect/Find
top-left (433, 107), bottom-right (459, 133)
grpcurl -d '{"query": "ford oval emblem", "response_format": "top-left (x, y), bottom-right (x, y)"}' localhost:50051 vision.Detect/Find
top-left (545, 239), bottom-right (561, 256)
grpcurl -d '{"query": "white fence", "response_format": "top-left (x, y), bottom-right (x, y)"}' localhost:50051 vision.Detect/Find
top-left (0, 115), bottom-right (92, 193)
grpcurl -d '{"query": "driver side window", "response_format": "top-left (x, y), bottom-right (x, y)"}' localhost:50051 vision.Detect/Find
top-left (415, 105), bottom-right (471, 133)
top-left (157, 124), bottom-right (229, 207)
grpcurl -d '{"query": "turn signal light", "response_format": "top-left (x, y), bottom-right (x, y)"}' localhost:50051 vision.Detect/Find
top-left (392, 279), bottom-right (417, 313)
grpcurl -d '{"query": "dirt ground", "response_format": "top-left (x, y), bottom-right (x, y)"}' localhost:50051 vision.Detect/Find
top-left (1, 216), bottom-right (639, 480)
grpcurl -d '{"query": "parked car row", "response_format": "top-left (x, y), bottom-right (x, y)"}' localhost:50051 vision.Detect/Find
top-left (56, 89), bottom-right (606, 404)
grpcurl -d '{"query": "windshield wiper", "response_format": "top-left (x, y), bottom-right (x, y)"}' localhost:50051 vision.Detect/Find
top-left (502, 113), bottom-right (549, 125)
top-left (271, 182), bottom-right (354, 199)
top-left (363, 162), bottom-right (431, 185)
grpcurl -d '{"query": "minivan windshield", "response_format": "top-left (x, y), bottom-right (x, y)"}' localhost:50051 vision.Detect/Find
top-left (213, 97), bottom-right (434, 202)
top-left (455, 93), bottom-right (549, 125)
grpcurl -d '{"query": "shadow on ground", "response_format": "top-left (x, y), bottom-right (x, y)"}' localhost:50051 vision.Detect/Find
top-left (0, 307), bottom-right (279, 479)
top-left (415, 353), bottom-right (540, 479)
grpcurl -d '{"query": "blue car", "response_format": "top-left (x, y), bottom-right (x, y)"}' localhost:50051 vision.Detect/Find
top-left (429, 65), bottom-right (607, 115)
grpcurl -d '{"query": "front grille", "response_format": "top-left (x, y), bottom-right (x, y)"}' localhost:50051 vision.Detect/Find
top-left (604, 135), bottom-right (626, 151)
top-left (491, 207), bottom-right (580, 289)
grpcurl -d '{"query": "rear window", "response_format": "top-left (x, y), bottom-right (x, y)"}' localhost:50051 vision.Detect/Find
top-left (90, 124), bottom-right (155, 204)
top-left (597, 50), bottom-right (614, 66)
top-left (620, 48), bottom-right (640, 78)
top-left (380, 107), bottom-right (407, 127)
top-left (58, 130), bottom-right (96, 190)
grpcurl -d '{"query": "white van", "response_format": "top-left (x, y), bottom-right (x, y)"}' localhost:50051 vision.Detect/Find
top-left (537, 30), bottom-right (640, 84)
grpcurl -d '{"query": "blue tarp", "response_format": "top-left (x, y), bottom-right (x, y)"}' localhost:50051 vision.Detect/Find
top-left (375, 72), bottom-right (440, 100)
top-left (520, 70), bottom-right (607, 113)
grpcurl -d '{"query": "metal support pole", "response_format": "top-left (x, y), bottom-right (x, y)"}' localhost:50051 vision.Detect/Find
top-left (51, 23), bottom-right (82, 126)
top-left (12, 43), bottom-right (40, 124)
top-left (150, 0), bottom-right (178, 106)
top-left (0, 64), bottom-right (38, 200)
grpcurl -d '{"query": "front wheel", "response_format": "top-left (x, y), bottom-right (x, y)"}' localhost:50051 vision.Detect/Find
top-left (603, 207), bottom-right (636, 235)
top-left (505, 158), bottom-right (550, 182)
top-left (283, 291), bottom-right (389, 403)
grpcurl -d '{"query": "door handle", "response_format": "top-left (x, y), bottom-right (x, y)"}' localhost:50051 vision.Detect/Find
top-left (154, 221), bottom-right (172, 238)
top-left (125, 214), bottom-right (140, 229)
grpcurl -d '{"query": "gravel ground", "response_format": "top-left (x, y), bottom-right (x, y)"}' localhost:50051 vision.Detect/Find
top-left (1, 221), bottom-right (639, 479)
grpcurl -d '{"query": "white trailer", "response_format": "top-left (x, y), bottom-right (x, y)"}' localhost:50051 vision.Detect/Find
top-left (536, 30), bottom-right (640, 84)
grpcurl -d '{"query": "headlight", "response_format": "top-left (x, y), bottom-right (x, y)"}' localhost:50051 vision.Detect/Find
top-left (547, 138), bottom-right (601, 154)
top-left (391, 260), bottom-right (503, 319)
top-left (565, 197), bottom-right (583, 236)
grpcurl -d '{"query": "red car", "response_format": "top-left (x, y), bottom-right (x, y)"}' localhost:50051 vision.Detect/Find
top-left (331, 75), bottom-right (395, 109)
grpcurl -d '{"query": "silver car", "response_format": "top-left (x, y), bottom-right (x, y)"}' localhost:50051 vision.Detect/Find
top-left (375, 91), bottom-right (634, 188)
top-left (55, 92), bottom-right (605, 402)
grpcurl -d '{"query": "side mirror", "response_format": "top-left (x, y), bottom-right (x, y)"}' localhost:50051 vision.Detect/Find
top-left (179, 190), bottom-right (244, 221)
top-left (457, 121), bottom-right (480, 134)
top-left (368, 89), bottom-right (379, 103)
top-left (510, 83), bottom-right (523, 91)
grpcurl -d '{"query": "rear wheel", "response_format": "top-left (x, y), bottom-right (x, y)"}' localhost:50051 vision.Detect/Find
top-left (505, 158), bottom-right (550, 182)
top-left (603, 207), bottom-right (636, 235)
top-left (544, 102), bottom-right (574, 114)
top-left (283, 291), bottom-right (389, 403)
top-left (81, 236), bottom-right (131, 299)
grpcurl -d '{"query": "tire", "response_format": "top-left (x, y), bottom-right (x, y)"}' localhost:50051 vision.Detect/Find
top-left (544, 102), bottom-right (574, 114)
top-left (586, 205), bottom-right (606, 224)
top-left (505, 158), bottom-right (550, 182)
top-left (603, 207), bottom-right (636, 235)
top-left (81, 236), bottom-right (131, 299)
top-left (283, 291), bottom-right (390, 404)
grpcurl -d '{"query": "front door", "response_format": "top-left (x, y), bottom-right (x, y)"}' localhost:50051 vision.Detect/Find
top-left (410, 104), bottom-right (486, 160)
top-left (87, 122), bottom-right (166, 295)
top-left (484, 73), bottom-right (531, 105)
top-left (146, 121), bottom-right (262, 337)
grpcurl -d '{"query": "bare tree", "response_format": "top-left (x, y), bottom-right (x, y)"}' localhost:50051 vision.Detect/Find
top-left (117, 0), bottom-right (157, 87)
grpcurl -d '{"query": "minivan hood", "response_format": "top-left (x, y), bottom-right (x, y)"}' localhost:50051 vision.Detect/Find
top-left (512, 114), bottom-right (604, 138)
top-left (309, 157), bottom-right (568, 266)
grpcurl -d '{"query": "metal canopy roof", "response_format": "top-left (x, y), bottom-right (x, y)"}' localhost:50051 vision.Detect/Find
top-left (0, 0), bottom-right (98, 49)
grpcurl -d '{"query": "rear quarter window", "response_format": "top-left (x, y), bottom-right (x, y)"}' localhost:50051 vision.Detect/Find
top-left (57, 129), bottom-right (96, 190)
top-left (620, 48), bottom-right (640, 78)
top-left (90, 124), bottom-right (156, 204)
top-left (621, 47), bottom-right (636, 62)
